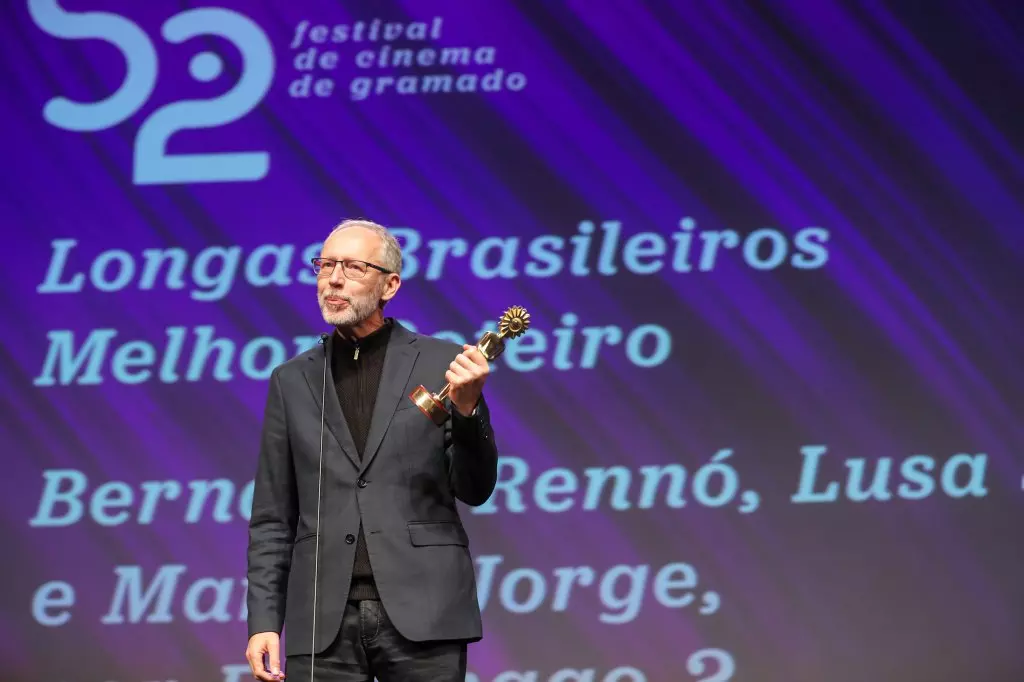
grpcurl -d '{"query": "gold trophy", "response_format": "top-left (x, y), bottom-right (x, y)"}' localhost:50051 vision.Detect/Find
top-left (408, 305), bottom-right (531, 426)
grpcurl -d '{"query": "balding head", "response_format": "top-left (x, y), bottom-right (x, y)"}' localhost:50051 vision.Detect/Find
top-left (325, 219), bottom-right (402, 274)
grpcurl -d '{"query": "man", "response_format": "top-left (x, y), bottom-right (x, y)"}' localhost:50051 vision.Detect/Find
top-left (244, 219), bottom-right (498, 681)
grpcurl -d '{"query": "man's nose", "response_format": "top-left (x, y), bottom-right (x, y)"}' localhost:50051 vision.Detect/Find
top-left (328, 266), bottom-right (347, 286)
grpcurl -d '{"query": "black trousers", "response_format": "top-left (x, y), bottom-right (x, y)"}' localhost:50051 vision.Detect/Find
top-left (285, 600), bottom-right (468, 681)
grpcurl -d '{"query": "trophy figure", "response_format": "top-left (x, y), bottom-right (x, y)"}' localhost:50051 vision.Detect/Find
top-left (408, 305), bottom-right (531, 426)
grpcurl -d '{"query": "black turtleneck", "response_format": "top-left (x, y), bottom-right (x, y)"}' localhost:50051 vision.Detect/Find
top-left (331, 318), bottom-right (393, 601)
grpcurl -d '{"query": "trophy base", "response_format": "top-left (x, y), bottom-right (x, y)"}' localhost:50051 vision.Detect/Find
top-left (408, 385), bottom-right (449, 427)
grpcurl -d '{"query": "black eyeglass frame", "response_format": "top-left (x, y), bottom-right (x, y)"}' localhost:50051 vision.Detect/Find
top-left (310, 257), bottom-right (394, 279)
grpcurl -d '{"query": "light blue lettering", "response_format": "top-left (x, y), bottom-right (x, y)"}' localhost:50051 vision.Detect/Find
top-left (793, 448), bottom-right (985, 504)
top-left (699, 590), bottom-right (722, 615)
top-left (687, 648), bottom-right (735, 682)
top-left (34, 329), bottom-right (116, 386)
top-left (579, 325), bottom-right (623, 369)
top-left (389, 228), bottom-right (420, 278)
top-left (743, 229), bottom-right (788, 270)
top-left (941, 453), bottom-right (988, 498)
top-left (637, 465), bottom-right (687, 509)
top-left (624, 324), bottom-right (671, 368)
top-left (29, 469), bottom-right (87, 527)
top-left (297, 242), bottom-right (322, 285)
top-left (474, 554), bottom-right (503, 610)
top-left (568, 221), bottom-right (593, 276)
top-left (550, 566), bottom-right (595, 612)
top-left (470, 236), bottom-right (518, 279)
top-left (101, 564), bottom-right (186, 624)
top-left (692, 449), bottom-right (740, 507)
top-left (32, 581), bottom-right (75, 627)
top-left (186, 326), bottom-right (235, 381)
top-left (27, 0), bottom-right (157, 132)
top-left (697, 229), bottom-right (740, 271)
top-left (552, 312), bottom-right (577, 370)
top-left (181, 577), bottom-right (234, 623)
top-left (897, 455), bottom-right (936, 499)
top-left (502, 330), bottom-right (546, 372)
top-left (292, 335), bottom-right (321, 357)
top-left (90, 249), bottom-right (135, 291)
top-left (523, 235), bottom-right (564, 277)
top-left (139, 247), bottom-right (188, 290)
top-left (499, 568), bottom-right (546, 614)
top-left (191, 246), bottom-right (241, 302)
top-left (90, 481), bottom-right (134, 526)
top-left (137, 480), bottom-right (182, 524)
top-left (472, 456), bottom-right (528, 514)
top-left (160, 327), bottom-right (187, 382)
top-left (582, 466), bottom-right (632, 511)
top-left (844, 457), bottom-right (893, 502)
top-left (132, 7), bottom-right (274, 185)
top-left (244, 244), bottom-right (293, 287)
top-left (652, 563), bottom-right (696, 608)
top-left (598, 565), bottom-right (647, 624)
top-left (111, 340), bottom-right (155, 384)
top-left (791, 445), bottom-right (839, 503)
top-left (238, 337), bottom-right (285, 380)
top-left (38, 239), bottom-right (85, 293)
top-left (533, 468), bottom-right (576, 513)
top-left (670, 217), bottom-right (697, 273)
top-left (184, 479), bottom-right (236, 523)
top-left (791, 227), bottom-right (830, 269)
top-left (596, 220), bottom-right (621, 275)
top-left (426, 237), bottom-right (468, 280)
top-left (621, 232), bottom-right (665, 275)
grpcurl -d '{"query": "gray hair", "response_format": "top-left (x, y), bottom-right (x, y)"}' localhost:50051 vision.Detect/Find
top-left (326, 218), bottom-right (403, 274)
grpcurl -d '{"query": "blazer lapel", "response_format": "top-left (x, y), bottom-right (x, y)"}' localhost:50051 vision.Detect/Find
top-left (359, 325), bottom-right (418, 476)
top-left (302, 334), bottom-right (361, 470)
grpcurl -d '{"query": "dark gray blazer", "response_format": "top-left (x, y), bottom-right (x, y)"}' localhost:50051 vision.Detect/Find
top-left (245, 321), bottom-right (498, 654)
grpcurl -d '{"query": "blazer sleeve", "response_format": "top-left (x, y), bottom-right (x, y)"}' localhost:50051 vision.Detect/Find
top-left (246, 367), bottom-right (298, 637)
top-left (445, 393), bottom-right (499, 506)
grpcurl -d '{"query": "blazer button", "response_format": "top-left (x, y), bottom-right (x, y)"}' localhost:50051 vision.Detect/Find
top-left (345, 534), bottom-right (355, 544)
top-left (357, 479), bottom-right (367, 488)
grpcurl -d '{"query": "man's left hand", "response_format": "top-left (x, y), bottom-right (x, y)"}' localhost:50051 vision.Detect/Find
top-left (447, 344), bottom-right (490, 416)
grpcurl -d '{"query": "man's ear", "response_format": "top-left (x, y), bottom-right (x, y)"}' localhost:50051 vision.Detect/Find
top-left (381, 274), bottom-right (401, 302)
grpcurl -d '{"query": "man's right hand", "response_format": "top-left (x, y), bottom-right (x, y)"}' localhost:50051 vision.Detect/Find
top-left (245, 632), bottom-right (284, 680)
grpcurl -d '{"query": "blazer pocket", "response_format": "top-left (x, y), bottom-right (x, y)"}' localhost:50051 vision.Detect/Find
top-left (407, 521), bottom-right (468, 547)
top-left (293, 531), bottom-right (317, 545)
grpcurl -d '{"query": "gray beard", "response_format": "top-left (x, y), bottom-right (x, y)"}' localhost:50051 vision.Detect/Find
top-left (319, 287), bottom-right (381, 328)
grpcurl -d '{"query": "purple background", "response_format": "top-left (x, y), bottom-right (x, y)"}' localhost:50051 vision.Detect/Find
top-left (2, 1), bottom-right (1023, 680)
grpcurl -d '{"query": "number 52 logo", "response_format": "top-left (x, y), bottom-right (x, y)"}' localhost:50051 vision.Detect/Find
top-left (28, 0), bottom-right (275, 185)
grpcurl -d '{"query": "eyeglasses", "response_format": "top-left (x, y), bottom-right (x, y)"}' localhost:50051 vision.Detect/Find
top-left (311, 258), bottom-right (393, 280)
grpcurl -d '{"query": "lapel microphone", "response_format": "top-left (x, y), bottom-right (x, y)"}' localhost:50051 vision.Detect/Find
top-left (310, 331), bottom-right (330, 681)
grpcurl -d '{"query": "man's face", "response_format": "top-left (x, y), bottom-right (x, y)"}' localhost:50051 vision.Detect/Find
top-left (317, 227), bottom-right (390, 328)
